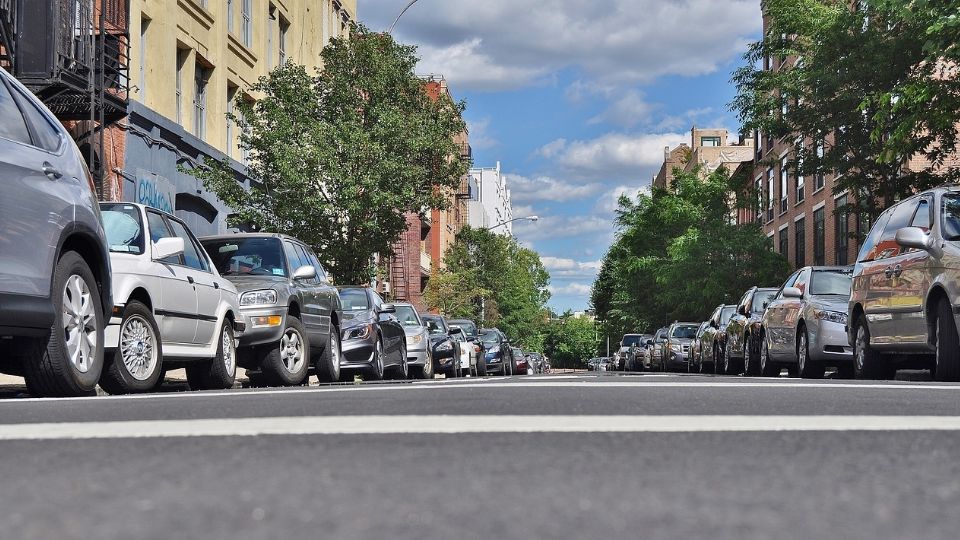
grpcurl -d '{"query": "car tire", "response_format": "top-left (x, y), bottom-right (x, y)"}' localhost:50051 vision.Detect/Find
top-left (797, 328), bottom-right (825, 379)
top-left (100, 301), bottom-right (163, 394)
top-left (365, 337), bottom-right (385, 381)
top-left (22, 251), bottom-right (104, 397)
top-left (853, 317), bottom-right (891, 380)
top-left (759, 338), bottom-right (779, 377)
top-left (187, 320), bottom-right (237, 390)
top-left (316, 323), bottom-right (342, 383)
top-left (744, 334), bottom-right (760, 376)
top-left (934, 298), bottom-right (960, 382)
top-left (259, 316), bottom-right (310, 386)
top-left (388, 344), bottom-right (409, 380)
top-left (722, 342), bottom-right (735, 375)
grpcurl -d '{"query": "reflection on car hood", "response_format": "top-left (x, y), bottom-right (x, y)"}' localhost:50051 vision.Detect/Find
top-left (342, 310), bottom-right (374, 327)
top-left (808, 296), bottom-right (848, 312)
top-left (221, 274), bottom-right (290, 292)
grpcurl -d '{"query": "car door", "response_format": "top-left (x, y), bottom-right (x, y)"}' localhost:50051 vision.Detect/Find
top-left (728, 290), bottom-right (752, 357)
top-left (306, 247), bottom-right (337, 340)
top-left (894, 196), bottom-right (935, 344)
top-left (146, 211), bottom-right (199, 345)
top-left (166, 217), bottom-right (221, 346)
top-left (767, 272), bottom-right (801, 359)
top-left (0, 75), bottom-right (73, 299)
top-left (372, 290), bottom-right (404, 360)
top-left (284, 241), bottom-right (324, 345)
top-left (865, 200), bottom-right (921, 344)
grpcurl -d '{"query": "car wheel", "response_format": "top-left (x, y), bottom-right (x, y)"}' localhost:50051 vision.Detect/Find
top-left (22, 252), bottom-right (104, 397)
top-left (797, 328), bottom-right (825, 379)
top-left (389, 344), bottom-right (409, 380)
top-left (100, 300), bottom-right (163, 394)
top-left (934, 298), bottom-right (960, 382)
top-left (316, 323), bottom-right (342, 383)
top-left (187, 320), bottom-right (237, 390)
top-left (723, 342), bottom-right (734, 375)
top-left (759, 338), bottom-right (779, 377)
top-left (259, 316), bottom-right (310, 386)
top-left (744, 334), bottom-right (760, 376)
top-left (365, 338), bottom-right (385, 381)
top-left (853, 317), bottom-right (891, 380)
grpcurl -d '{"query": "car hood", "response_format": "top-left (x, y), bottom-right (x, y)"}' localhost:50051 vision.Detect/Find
top-left (342, 310), bottom-right (375, 328)
top-left (221, 274), bottom-right (290, 293)
top-left (672, 338), bottom-right (694, 345)
top-left (808, 296), bottom-right (848, 312)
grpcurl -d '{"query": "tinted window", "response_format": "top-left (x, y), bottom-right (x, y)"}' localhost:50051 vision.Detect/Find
top-left (283, 241), bottom-right (306, 273)
top-left (719, 306), bottom-right (736, 325)
top-left (423, 316), bottom-right (447, 335)
top-left (394, 305), bottom-right (421, 327)
top-left (810, 270), bottom-right (852, 296)
top-left (671, 325), bottom-right (698, 339)
top-left (167, 219), bottom-right (207, 271)
top-left (146, 211), bottom-right (180, 265)
top-left (911, 198), bottom-right (932, 232)
top-left (876, 199), bottom-right (920, 260)
top-left (752, 290), bottom-right (777, 314)
top-left (449, 320), bottom-right (478, 337)
top-left (340, 289), bottom-right (370, 311)
top-left (942, 193), bottom-right (960, 241)
top-left (11, 84), bottom-right (61, 151)
top-left (202, 237), bottom-right (287, 277)
top-left (780, 271), bottom-right (801, 296)
top-left (0, 79), bottom-right (31, 145)
top-left (621, 335), bottom-right (643, 346)
top-left (480, 331), bottom-right (500, 344)
top-left (101, 204), bottom-right (145, 255)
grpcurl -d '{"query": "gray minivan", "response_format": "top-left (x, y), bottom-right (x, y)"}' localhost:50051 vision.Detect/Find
top-left (0, 69), bottom-right (112, 397)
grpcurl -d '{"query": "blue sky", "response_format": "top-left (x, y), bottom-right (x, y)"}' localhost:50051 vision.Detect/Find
top-left (360, 0), bottom-right (763, 312)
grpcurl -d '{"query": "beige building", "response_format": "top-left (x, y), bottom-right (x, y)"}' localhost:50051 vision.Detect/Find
top-left (113, 0), bottom-right (355, 234)
top-left (653, 127), bottom-right (754, 190)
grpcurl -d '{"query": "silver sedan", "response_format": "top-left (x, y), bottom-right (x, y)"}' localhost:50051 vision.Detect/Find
top-left (760, 266), bottom-right (854, 379)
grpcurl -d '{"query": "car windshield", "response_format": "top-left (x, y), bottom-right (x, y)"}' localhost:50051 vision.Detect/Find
top-left (752, 291), bottom-right (777, 314)
top-left (450, 320), bottom-right (478, 337)
top-left (720, 306), bottom-right (736, 324)
top-left (339, 289), bottom-right (371, 311)
top-left (201, 237), bottom-right (287, 277)
top-left (394, 305), bottom-right (421, 326)
top-left (671, 325), bottom-right (698, 339)
top-left (810, 270), bottom-right (852, 296)
top-left (621, 335), bottom-right (643, 346)
top-left (101, 204), bottom-right (145, 255)
top-left (943, 193), bottom-right (960, 240)
top-left (423, 317), bottom-right (447, 335)
top-left (480, 331), bottom-right (500, 344)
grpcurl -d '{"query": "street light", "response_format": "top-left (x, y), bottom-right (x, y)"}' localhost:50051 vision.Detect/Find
top-left (483, 215), bottom-right (539, 232)
top-left (388, 0), bottom-right (422, 34)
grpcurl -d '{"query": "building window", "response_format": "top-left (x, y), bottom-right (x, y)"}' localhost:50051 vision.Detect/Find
top-left (701, 136), bottom-right (720, 147)
top-left (279, 18), bottom-right (289, 65)
top-left (242, 0), bottom-right (252, 47)
top-left (193, 63), bottom-right (209, 139)
top-left (139, 17), bottom-right (149, 101)
top-left (795, 217), bottom-right (806, 268)
top-left (796, 155), bottom-right (805, 203)
top-left (814, 207), bottom-right (825, 265)
top-left (815, 138), bottom-right (826, 191)
top-left (766, 168), bottom-right (775, 222)
top-left (175, 48), bottom-right (188, 125)
top-left (227, 0), bottom-right (234, 33)
top-left (835, 195), bottom-right (849, 265)
top-left (267, 4), bottom-right (276, 69)
top-left (754, 177), bottom-right (762, 223)
top-left (779, 227), bottom-right (789, 258)
top-left (780, 157), bottom-right (788, 214)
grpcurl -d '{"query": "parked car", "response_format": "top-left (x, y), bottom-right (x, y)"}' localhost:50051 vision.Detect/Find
top-left (480, 328), bottom-right (514, 375)
top-left (724, 287), bottom-right (779, 376)
top-left (849, 187), bottom-right (960, 381)
top-left (689, 322), bottom-right (711, 373)
top-left (0, 69), bottom-right (112, 397)
top-left (512, 346), bottom-right (530, 374)
top-left (98, 204), bottom-right (243, 393)
top-left (452, 324), bottom-right (478, 376)
top-left (697, 304), bottom-right (736, 374)
top-left (664, 322), bottom-right (698, 372)
top-left (449, 319), bottom-right (485, 375)
top-left (648, 328), bottom-right (668, 371)
top-left (338, 287), bottom-right (407, 380)
top-left (526, 352), bottom-right (544, 374)
top-left (761, 266), bottom-right (854, 379)
top-left (422, 314), bottom-right (463, 378)
top-left (201, 233), bottom-right (342, 386)
top-left (393, 303), bottom-right (433, 379)
top-left (618, 334), bottom-right (648, 371)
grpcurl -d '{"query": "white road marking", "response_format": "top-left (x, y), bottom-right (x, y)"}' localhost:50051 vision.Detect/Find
top-left (3, 415), bottom-right (960, 440)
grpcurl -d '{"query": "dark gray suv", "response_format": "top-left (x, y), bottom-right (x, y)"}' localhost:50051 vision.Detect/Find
top-left (0, 70), bottom-right (112, 397)
top-left (201, 234), bottom-right (343, 386)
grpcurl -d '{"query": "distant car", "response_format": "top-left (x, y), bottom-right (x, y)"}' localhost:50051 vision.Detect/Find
top-left (724, 287), bottom-right (779, 376)
top-left (665, 322), bottom-right (698, 372)
top-left (526, 352), bottom-right (544, 374)
top-left (619, 334), bottom-right (648, 371)
top-left (695, 304), bottom-right (736, 374)
top-left (338, 287), bottom-right (407, 380)
top-left (201, 233), bottom-right (343, 386)
top-left (100, 203), bottom-right (243, 393)
top-left (648, 328), bottom-right (668, 371)
top-left (762, 266), bottom-right (854, 379)
top-left (393, 303), bottom-right (433, 379)
top-left (512, 346), bottom-right (529, 374)
top-left (689, 322), bottom-right (711, 373)
top-left (0, 69), bottom-right (113, 397)
top-left (481, 328), bottom-right (514, 375)
top-left (449, 319), bottom-right (485, 375)
top-left (452, 325), bottom-right (478, 376)
top-left (422, 314), bottom-right (462, 378)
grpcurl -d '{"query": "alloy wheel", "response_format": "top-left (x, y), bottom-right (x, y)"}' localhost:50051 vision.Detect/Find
top-left (61, 274), bottom-right (97, 374)
top-left (855, 325), bottom-right (867, 373)
top-left (280, 328), bottom-right (306, 374)
top-left (119, 315), bottom-right (158, 381)
top-left (222, 325), bottom-right (237, 378)
top-left (798, 333), bottom-right (807, 374)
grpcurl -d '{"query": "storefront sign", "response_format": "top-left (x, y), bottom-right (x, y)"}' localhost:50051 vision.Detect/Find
top-left (136, 171), bottom-right (175, 214)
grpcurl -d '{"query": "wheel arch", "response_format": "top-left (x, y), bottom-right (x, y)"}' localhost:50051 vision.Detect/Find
top-left (126, 287), bottom-right (153, 313)
top-left (59, 230), bottom-right (110, 316)
top-left (925, 285), bottom-right (951, 347)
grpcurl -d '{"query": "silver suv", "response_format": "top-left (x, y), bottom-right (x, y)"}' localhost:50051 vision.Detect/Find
top-left (848, 187), bottom-right (960, 381)
top-left (0, 70), bottom-right (112, 397)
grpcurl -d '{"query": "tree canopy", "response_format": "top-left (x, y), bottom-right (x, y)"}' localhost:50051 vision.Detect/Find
top-left (188, 25), bottom-right (468, 285)
top-left (542, 313), bottom-right (597, 369)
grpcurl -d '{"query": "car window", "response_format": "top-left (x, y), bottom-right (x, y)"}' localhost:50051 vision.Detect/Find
top-left (709, 306), bottom-right (721, 325)
top-left (671, 325), bottom-right (698, 339)
top-left (876, 199), bottom-right (920, 260)
top-left (394, 305), bottom-right (421, 327)
top-left (857, 211), bottom-right (891, 263)
top-left (910, 197), bottom-right (932, 232)
top-left (751, 290), bottom-right (776, 314)
top-left (423, 317), bottom-right (447, 335)
top-left (290, 243), bottom-right (318, 283)
top-left (101, 204), bottom-right (145, 255)
top-left (340, 289), bottom-right (371, 311)
top-left (202, 237), bottom-right (287, 277)
top-left (480, 331), bottom-right (500, 344)
top-left (736, 290), bottom-right (751, 314)
top-left (719, 306), bottom-right (736, 325)
top-left (810, 270), bottom-right (852, 296)
top-left (146, 211), bottom-right (182, 265)
top-left (0, 78), bottom-right (31, 145)
top-left (283, 241), bottom-right (306, 274)
top-left (779, 271), bottom-right (801, 297)
top-left (793, 268), bottom-right (811, 295)
top-left (305, 249), bottom-right (328, 283)
top-left (942, 193), bottom-right (960, 241)
top-left (166, 219), bottom-right (208, 271)
top-left (10, 83), bottom-right (62, 152)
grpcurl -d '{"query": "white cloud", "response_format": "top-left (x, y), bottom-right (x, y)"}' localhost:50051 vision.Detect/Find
top-left (536, 139), bottom-right (568, 159)
top-left (555, 132), bottom-right (688, 180)
top-left (588, 91), bottom-right (657, 127)
top-left (548, 283), bottom-right (594, 297)
top-left (507, 173), bottom-right (602, 203)
top-left (362, 0), bottom-right (762, 92)
top-left (513, 214), bottom-right (612, 242)
top-left (594, 185), bottom-right (652, 214)
top-left (542, 257), bottom-right (602, 278)
top-left (466, 118), bottom-right (499, 150)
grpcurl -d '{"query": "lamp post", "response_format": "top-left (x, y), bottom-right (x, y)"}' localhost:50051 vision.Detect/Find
top-left (388, 0), bottom-right (422, 34)
top-left (483, 215), bottom-right (539, 232)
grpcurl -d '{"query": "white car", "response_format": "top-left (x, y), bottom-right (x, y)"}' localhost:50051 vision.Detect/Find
top-left (98, 203), bottom-right (245, 393)
top-left (451, 328), bottom-right (477, 376)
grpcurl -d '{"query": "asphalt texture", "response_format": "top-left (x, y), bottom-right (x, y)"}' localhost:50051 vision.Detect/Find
top-left (1, 371), bottom-right (960, 539)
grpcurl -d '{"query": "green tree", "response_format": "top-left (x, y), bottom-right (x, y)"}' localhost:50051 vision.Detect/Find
top-left (423, 269), bottom-right (490, 319)
top-left (543, 313), bottom-right (598, 369)
top-left (187, 26), bottom-right (468, 285)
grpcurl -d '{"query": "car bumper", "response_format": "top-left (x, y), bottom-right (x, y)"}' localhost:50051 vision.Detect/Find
top-left (809, 320), bottom-right (853, 362)
top-left (341, 333), bottom-right (378, 369)
top-left (666, 352), bottom-right (689, 370)
top-left (236, 307), bottom-right (288, 348)
top-left (406, 347), bottom-right (428, 366)
top-left (485, 356), bottom-right (506, 373)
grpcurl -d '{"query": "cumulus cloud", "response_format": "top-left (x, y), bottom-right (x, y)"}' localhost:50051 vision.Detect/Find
top-left (513, 214), bottom-right (612, 242)
top-left (536, 139), bottom-right (568, 159)
top-left (507, 173), bottom-right (602, 203)
top-left (542, 257), bottom-right (602, 279)
top-left (594, 184), bottom-right (653, 213)
top-left (554, 132), bottom-right (688, 180)
top-left (588, 91), bottom-right (658, 128)
top-left (548, 283), bottom-right (594, 297)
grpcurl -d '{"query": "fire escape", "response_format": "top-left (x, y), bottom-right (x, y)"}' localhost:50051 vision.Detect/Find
top-left (0, 0), bottom-right (129, 198)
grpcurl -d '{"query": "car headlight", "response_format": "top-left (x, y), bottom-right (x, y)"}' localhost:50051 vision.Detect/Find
top-left (485, 345), bottom-right (500, 356)
top-left (344, 324), bottom-right (373, 340)
top-left (407, 334), bottom-right (423, 345)
top-left (436, 340), bottom-right (453, 352)
top-left (670, 343), bottom-right (682, 352)
top-left (813, 309), bottom-right (847, 324)
top-left (240, 289), bottom-right (278, 306)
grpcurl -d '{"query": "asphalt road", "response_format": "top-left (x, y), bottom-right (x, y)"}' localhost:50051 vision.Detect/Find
top-left (2, 372), bottom-right (960, 540)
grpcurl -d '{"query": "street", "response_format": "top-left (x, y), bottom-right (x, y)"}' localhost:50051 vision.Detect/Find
top-left (1, 373), bottom-right (959, 539)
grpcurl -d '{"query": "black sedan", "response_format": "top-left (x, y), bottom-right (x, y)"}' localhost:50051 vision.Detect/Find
top-left (338, 287), bottom-right (407, 380)
top-left (480, 328), bottom-right (515, 376)
top-left (421, 315), bottom-right (462, 378)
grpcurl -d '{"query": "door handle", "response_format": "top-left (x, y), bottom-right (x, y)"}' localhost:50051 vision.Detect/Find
top-left (187, 276), bottom-right (195, 284)
top-left (42, 162), bottom-right (63, 179)
top-left (884, 266), bottom-right (894, 279)
top-left (893, 264), bottom-right (902, 278)
top-left (213, 282), bottom-right (219, 289)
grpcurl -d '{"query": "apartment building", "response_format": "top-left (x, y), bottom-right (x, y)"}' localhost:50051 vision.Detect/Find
top-left (468, 162), bottom-right (514, 235)
top-left (653, 127), bottom-right (754, 190)
top-left (117, 0), bottom-right (355, 235)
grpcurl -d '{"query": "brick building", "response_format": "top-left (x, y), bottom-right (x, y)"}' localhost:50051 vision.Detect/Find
top-left (653, 127), bottom-right (754, 190)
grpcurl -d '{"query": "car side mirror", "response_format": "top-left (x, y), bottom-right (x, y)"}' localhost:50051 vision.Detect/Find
top-left (895, 227), bottom-right (932, 251)
top-left (379, 303), bottom-right (396, 314)
top-left (783, 286), bottom-right (803, 299)
top-left (292, 265), bottom-right (317, 281)
top-left (153, 237), bottom-right (184, 261)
